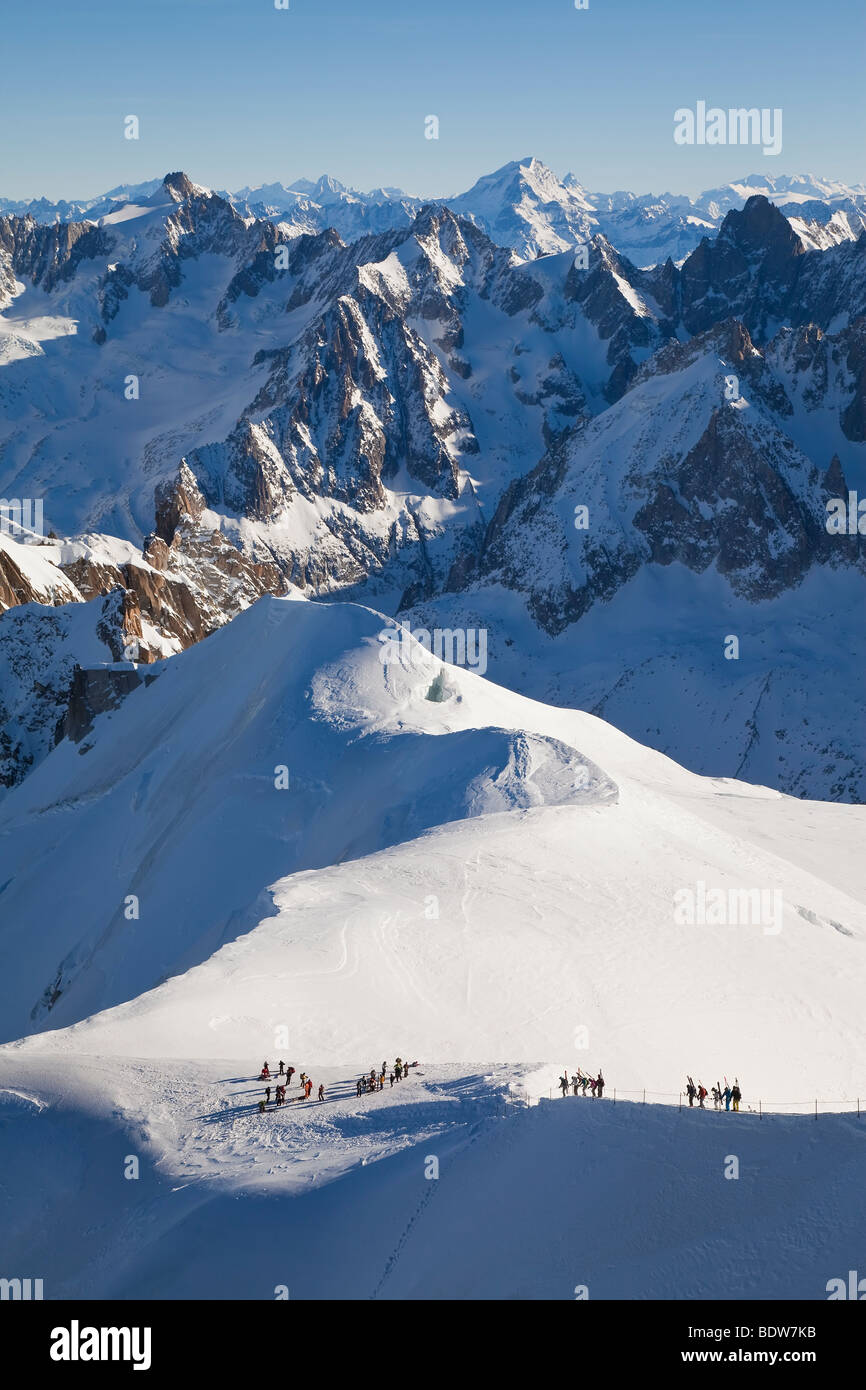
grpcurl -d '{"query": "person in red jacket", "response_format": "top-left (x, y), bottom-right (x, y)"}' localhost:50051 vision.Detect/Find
top-left (304, 1079), bottom-right (313, 1099)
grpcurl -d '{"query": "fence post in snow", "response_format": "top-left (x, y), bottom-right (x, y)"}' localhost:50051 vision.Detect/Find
top-left (642, 1089), bottom-right (645, 1104)
top-left (759, 1099), bottom-right (762, 1119)
top-left (815, 1099), bottom-right (818, 1120)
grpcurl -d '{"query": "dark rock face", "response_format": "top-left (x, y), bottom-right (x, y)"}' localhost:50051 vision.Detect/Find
top-left (642, 196), bottom-right (866, 343)
top-left (632, 407), bottom-right (827, 599)
top-left (825, 453), bottom-right (848, 496)
top-left (567, 238), bottom-right (655, 346)
top-left (56, 664), bottom-right (145, 745)
top-left (163, 172), bottom-right (199, 202)
top-left (677, 198), bottom-right (804, 340)
top-left (0, 215), bottom-right (110, 293)
top-left (0, 588), bottom-right (135, 791)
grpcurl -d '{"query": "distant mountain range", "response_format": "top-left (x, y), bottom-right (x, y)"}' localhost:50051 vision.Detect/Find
top-left (3, 159), bottom-right (866, 267)
top-left (1, 163), bottom-right (864, 803)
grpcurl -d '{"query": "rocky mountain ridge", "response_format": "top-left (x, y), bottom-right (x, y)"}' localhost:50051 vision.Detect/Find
top-left (1, 166), bottom-right (864, 801)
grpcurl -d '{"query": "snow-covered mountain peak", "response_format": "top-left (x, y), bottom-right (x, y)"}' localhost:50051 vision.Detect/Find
top-left (450, 156), bottom-right (598, 259)
top-left (700, 172), bottom-right (866, 215)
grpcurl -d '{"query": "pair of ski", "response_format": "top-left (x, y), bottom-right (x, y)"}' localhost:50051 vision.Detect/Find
top-left (687, 1074), bottom-right (727, 1099)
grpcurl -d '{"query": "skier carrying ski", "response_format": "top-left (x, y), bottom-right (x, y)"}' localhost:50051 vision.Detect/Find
top-left (697, 1082), bottom-right (707, 1109)
top-left (731, 1080), bottom-right (741, 1112)
top-left (596, 1071), bottom-right (604, 1098)
top-left (559, 1073), bottom-right (569, 1097)
top-left (723, 1083), bottom-right (732, 1111)
top-left (287, 1066), bottom-right (295, 1085)
top-left (304, 1079), bottom-right (313, 1099)
top-left (686, 1077), bottom-right (696, 1107)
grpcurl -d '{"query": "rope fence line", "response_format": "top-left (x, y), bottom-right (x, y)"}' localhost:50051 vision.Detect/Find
top-left (519, 1086), bottom-right (864, 1118)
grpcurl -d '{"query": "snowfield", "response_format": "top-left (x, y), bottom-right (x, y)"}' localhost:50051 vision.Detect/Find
top-left (0, 1060), bottom-right (863, 1300)
top-left (0, 594), bottom-right (864, 1297)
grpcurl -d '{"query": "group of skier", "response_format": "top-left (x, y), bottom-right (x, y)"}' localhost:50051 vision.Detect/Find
top-left (255, 1061), bottom-right (742, 1114)
top-left (686, 1076), bottom-right (742, 1111)
top-left (554, 1068), bottom-right (743, 1110)
top-left (257, 1061), bottom-right (324, 1113)
top-left (255, 1058), bottom-right (420, 1113)
top-left (559, 1067), bottom-right (605, 1098)
top-left (356, 1058), bottom-right (417, 1095)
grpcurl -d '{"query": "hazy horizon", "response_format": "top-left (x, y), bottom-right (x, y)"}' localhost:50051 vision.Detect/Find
top-left (4, 158), bottom-right (865, 209)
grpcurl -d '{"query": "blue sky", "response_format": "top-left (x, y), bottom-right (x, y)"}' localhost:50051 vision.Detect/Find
top-left (3, 0), bottom-right (863, 200)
